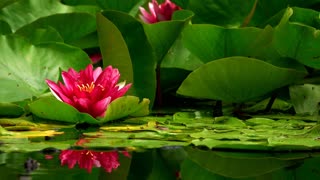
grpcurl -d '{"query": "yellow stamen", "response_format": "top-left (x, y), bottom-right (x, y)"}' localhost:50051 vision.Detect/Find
top-left (97, 84), bottom-right (105, 91)
top-left (77, 82), bottom-right (95, 93)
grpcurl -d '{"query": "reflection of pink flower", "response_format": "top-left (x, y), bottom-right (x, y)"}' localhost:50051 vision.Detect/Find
top-left (89, 53), bottom-right (102, 64)
top-left (139, 0), bottom-right (181, 23)
top-left (60, 149), bottom-right (129, 173)
top-left (46, 64), bottom-right (131, 118)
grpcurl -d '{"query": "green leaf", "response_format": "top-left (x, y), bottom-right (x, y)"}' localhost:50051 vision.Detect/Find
top-left (0, 103), bottom-right (24, 117)
top-left (273, 7), bottom-right (320, 68)
top-left (181, 24), bottom-right (283, 66)
top-left (289, 84), bottom-right (320, 115)
top-left (177, 56), bottom-right (306, 102)
top-left (180, 0), bottom-right (320, 26)
top-left (0, 0), bottom-right (98, 32)
top-left (16, 13), bottom-right (96, 46)
top-left (0, 20), bottom-right (11, 35)
top-left (243, 98), bottom-right (292, 113)
top-left (29, 96), bottom-right (149, 124)
top-left (101, 96), bottom-right (150, 122)
top-left (15, 26), bottom-right (63, 44)
top-left (97, 0), bottom-right (147, 16)
top-left (28, 96), bottom-right (99, 124)
top-left (0, 34), bottom-right (91, 102)
top-left (97, 11), bottom-right (156, 106)
top-left (143, 10), bottom-right (194, 63)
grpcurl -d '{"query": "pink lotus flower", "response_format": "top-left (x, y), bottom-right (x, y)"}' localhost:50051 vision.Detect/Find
top-left (46, 64), bottom-right (131, 118)
top-left (89, 53), bottom-right (102, 64)
top-left (139, 0), bottom-right (181, 24)
top-left (60, 149), bottom-right (130, 173)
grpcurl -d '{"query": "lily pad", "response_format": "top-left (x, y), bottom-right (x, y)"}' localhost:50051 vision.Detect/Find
top-left (15, 26), bottom-right (63, 45)
top-left (0, 34), bottom-right (91, 103)
top-left (0, 0), bottom-right (98, 32)
top-left (16, 13), bottom-right (97, 46)
top-left (0, 103), bottom-right (24, 117)
top-left (101, 96), bottom-right (150, 122)
top-left (273, 7), bottom-right (320, 68)
top-left (97, 0), bottom-right (146, 16)
top-left (143, 10), bottom-right (194, 63)
top-left (28, 96), bottom-right (150, 125)
top-left (289, 84), bottom-right (320, 115)
top-left (177, 56), bottom-right (306, 102)
top-left (28, 96), bottom-right (99, 124)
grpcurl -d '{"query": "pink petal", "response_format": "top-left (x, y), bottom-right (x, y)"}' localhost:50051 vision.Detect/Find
top-left (61, 72), bottom-right (77, 91)
top-left (46, 79), bottom-right (73, 104)
top-left (92, 96), bottom-right (111, 118)
top-left (89, 53), bottom-right (102, 64)
top-left (93, 67), bottom-right (103, 82)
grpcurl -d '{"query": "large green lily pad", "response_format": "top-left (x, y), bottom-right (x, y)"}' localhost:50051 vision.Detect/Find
top-left (0, 34), bottom-right (90, 103)
top-left (177, 56), bottom-right (306, 102)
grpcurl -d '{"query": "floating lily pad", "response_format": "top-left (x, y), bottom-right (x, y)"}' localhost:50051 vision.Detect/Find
top-left (177, 56), bottom-right (306, 102)
top-left (0, 103), bottom-right (24, 117)
top-left (28, 96), bottom-right (150, 125)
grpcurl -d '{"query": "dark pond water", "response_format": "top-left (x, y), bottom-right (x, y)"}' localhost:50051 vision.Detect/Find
top-left (1, 147), bottom-right (320, 180)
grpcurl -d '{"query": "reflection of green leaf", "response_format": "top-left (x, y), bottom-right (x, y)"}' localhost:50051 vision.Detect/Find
top-left (184, 147), bottom-right (302, 178)
top-left (0, 35), bottom-right (90, 102)
top-left (97, 11), bottom-right (156, 106)
top-left (177, 57), bottom-right (306, 102)
top-left (289, 84), bottom-right (320, 115)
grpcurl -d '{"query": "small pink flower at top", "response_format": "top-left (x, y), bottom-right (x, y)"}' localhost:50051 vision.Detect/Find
top-left (60, 149), bottom-right (130, 173)
top-left (89, 53), bottom-right (102, 64)
top-left (46, 64), bottom-right (131, 118)
top-left (139, 0), bottom-right (181, 24)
